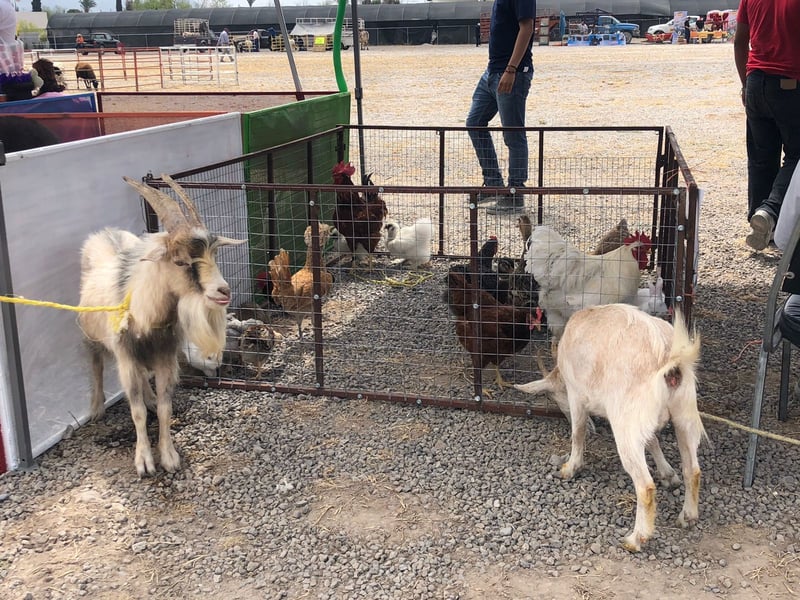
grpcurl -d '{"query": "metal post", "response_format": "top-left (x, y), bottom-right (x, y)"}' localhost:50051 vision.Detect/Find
top-left (0, 161), bottom-right (35, 471)
top-left (274, 0), bottom-right (305, 100)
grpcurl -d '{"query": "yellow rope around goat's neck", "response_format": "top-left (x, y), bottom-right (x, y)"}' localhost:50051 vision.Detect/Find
top-left (0, 290), bottom-right (132, 333)
top-left (700, 411), bottom-right (800, 446)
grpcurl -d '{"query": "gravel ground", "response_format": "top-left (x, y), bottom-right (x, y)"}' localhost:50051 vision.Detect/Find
top-left (1, 43), bottom-right (800, 599)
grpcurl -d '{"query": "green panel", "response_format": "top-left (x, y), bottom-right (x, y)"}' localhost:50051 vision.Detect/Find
top-left (242, 92), bottom-right (351, 153)
top-left (241, 93), bottom-right (351, 303)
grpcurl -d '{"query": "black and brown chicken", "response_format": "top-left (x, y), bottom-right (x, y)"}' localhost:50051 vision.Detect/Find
top-left (332, 161), bottom-right (388, 268)
top-left (508, 214), bottom-right (541, 310)
top-left (447, 271), bottom-right (544, 397)
top-left (444, 235), bottom-right (510, 310)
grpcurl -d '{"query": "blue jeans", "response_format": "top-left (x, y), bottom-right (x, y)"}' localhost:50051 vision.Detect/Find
top-left (466, 69), bottom-right (533, 188)
top-left (745, 70), bottom-right (800, 220)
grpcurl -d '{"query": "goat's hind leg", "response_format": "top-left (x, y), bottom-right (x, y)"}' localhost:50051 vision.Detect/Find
top-left (615, 432), bottom-right (657, 552)
top-left (153, 362), bottom-right (180, 473)
top-left (647, 435), bottom-right (681, 489)
top-left (673, 412), bottom-right (704, 528)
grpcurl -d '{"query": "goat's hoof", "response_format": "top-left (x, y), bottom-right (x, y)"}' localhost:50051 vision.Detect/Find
top-left (559, 462), bottom-right (579, 480)
top-left (160, 447), bottom-right (180, 473)
top-left (660, 471), bottom-right (681, 489)
top-left (135, 452), bottom-right (157, 477)
top-left (622, 533), bottom-right (646, 553)
top-left (677, 510), bottom-right (698, 529)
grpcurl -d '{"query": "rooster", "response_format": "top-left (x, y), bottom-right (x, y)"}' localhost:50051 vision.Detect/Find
top-left (268, 224), bottom-right (335, 339)
top-left (332, 161), bottom-right (387, 268)
top-left (383, 217), bottom-right (433, 269)
top-left (524, 225), bottom-right (651, 338)
top-left (447, 271), bottom-right (544, 396)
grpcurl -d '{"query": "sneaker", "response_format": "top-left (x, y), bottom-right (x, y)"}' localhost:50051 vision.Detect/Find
top-left (746, 209), bottom-right (775, 251)
top-left (475, 185), bottom-right (505, 203)
top-left (486, 193), bottom-right (525, 215)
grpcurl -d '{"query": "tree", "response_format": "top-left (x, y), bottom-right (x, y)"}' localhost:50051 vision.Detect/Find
top-left (79, 0), bottom-right (97, 12)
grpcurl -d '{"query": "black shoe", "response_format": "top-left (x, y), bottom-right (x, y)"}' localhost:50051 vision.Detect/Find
top-left (486, 194), bottom-right (524, 214)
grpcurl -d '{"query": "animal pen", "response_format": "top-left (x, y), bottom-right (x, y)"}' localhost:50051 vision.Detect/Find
top-left (136, 124), bottom-right (698, 418)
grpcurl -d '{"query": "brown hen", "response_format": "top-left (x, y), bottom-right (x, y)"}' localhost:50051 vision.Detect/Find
top-left (268, 224), bottom-right (334, 339)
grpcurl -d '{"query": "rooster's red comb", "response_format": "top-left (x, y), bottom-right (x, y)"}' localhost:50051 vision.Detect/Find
top-left (332, 161), bottom-right (356, 177)
top-left (624, 231), bottom-right (652, 248)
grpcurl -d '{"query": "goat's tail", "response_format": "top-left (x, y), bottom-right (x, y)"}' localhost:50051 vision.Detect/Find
top-left (268, 249), bottom-right (292, 288)
top-left (658, 309), bottom-right (700, 384)
top-left (657, 309), bottom-right (708, 443)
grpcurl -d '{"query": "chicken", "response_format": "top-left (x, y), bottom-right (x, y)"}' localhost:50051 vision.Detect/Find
top-left (239, 323), bottom-right (282, 379)
top-left (332, 161), bottom-right (388, 268)
top-left (591, 218), bottom-right (631, 255)
top-left (383, 217), bottom-right (433, 269)
top-left (447, 271), bottom-right (544, 396)
top-left (508, 214), bottom-right (541, 310)
top-left (268, 223), bottom-right (335, 339)
top-left (445, 235), bottom-right (510, 309)
top-left (524, 225), bottom-right (651, 338)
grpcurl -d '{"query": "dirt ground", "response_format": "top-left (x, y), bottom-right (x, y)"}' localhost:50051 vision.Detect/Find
top-left (5, 41), bottom-right (799, 599)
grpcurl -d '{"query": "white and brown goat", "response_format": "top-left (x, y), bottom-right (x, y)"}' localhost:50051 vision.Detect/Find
top-left (78, 175), bottom-right (244, 476)
top-left (515, 304), bottom-right (706, 552)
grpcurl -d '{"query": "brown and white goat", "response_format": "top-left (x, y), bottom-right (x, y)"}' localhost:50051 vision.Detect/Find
top-left (78, 175), bottom-right (244, 476)
top-left (514, 303), bottom-right (706, 552)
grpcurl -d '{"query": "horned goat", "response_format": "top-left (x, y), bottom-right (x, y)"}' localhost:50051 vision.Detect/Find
top-left (78, 175), bottom-right (244, 476)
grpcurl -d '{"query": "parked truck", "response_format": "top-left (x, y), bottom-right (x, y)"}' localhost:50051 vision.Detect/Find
top-left (76, 31), bottom-right (122, 54)
top-left (572, 9), bottom-right (639, 43)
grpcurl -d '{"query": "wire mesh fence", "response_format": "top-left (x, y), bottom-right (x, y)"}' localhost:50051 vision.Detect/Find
top-left (143, 124), bottom-right (696, 417)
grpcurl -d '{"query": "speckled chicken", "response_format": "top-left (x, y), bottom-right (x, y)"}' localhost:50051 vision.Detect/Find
top-left (239, 323), bottom-right (282, 379)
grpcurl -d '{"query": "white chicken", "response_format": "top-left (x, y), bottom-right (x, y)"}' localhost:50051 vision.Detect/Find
top-left (383, 217), bottom-right (433, 269)
top-left (524, 225), bottom-right (651, 337)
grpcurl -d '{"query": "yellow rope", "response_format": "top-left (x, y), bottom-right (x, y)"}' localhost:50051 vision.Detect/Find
top-left (0, 292), bottom-right (131, 333)
top-left (700, 411), bottom-right (800, 445)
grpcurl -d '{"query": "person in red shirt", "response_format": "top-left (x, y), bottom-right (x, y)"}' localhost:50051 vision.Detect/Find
top-left (735, 0), bottom-right (800, 251)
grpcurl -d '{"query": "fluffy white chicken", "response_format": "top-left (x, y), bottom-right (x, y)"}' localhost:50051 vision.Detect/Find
top-left (524, 225), bottom-right (651, 337)
top-left (383, 217), bottom-right (433, 269)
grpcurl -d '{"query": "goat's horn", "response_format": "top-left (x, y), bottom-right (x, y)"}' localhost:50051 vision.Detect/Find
top-left (162, 174), bottom-right (203, 228)
top-left (123, 176), bottom-right (187, 233)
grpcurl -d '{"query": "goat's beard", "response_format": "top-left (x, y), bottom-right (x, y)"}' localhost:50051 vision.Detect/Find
top-left (177, 293), bottom-right (227, 360)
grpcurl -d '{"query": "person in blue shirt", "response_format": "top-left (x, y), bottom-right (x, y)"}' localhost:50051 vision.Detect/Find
top-left (466, 0), bottom-right (535, 214)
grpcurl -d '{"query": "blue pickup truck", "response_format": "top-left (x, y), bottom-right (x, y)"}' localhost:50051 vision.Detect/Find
top-left (574, 10), bottom-right (640, 44)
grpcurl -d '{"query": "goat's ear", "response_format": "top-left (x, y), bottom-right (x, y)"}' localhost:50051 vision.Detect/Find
top-left (215, 236), bottom-right (247, 247)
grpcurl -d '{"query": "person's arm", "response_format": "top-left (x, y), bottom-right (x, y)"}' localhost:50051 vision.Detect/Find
top-left (498, 17), bottom-right (534, 94)
top-left (733, 22), bottom-right (750, 106)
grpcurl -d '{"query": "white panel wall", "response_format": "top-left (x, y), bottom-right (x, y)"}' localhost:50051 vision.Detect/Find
top-left (0, 113), bottom-right (245, 469)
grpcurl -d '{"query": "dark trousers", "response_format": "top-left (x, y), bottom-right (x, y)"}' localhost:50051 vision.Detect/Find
top-left (745, 70), bottom-right (800, 220)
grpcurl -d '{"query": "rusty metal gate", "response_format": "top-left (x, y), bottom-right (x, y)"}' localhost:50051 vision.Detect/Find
top-left (143, 125), bottom-right (697, 418)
